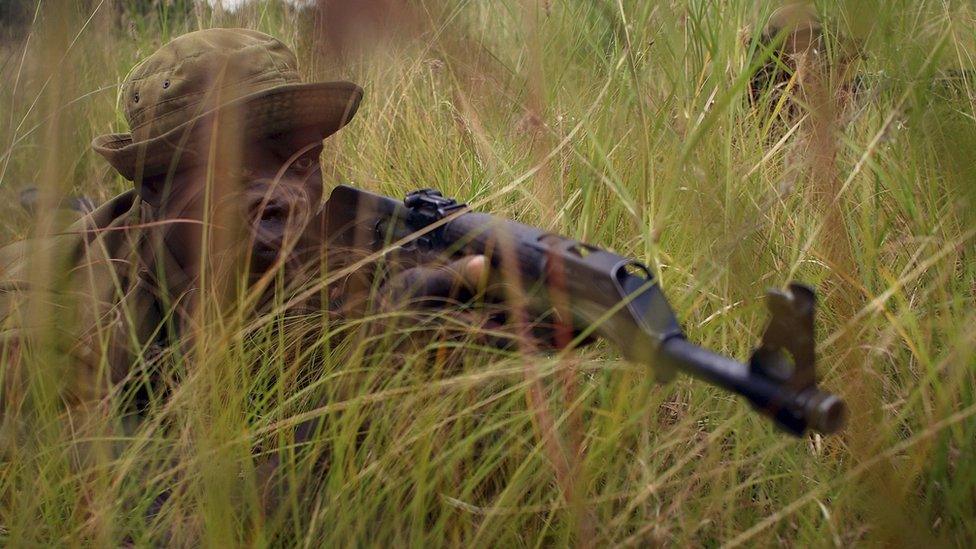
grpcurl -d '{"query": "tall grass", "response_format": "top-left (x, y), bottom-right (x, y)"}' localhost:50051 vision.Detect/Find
top-left (1, 0), bottom-right (974, 545)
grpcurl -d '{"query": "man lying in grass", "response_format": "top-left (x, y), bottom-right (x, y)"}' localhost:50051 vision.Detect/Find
top-left (0, 28), bottom-right (497, 514)
top-left (0, 15), bottom-right (856, 532)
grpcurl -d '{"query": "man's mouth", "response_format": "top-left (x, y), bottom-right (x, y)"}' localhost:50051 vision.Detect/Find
top-left (250, 238), bottom-right (319, 271)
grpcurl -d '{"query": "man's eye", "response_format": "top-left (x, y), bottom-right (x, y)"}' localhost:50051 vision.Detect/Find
top-left (291, 156), bottom-right (315, 172)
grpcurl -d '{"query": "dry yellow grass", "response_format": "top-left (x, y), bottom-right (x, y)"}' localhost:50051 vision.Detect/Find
top-left (0, 0), bottom-right (973, 545)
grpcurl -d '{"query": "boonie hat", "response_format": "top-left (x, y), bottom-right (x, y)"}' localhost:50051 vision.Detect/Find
top-left (92, 28), bottom-right (362, 182)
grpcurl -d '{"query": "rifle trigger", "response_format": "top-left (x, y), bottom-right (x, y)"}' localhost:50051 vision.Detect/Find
top-left (749, 283), bottom-right (817, 390)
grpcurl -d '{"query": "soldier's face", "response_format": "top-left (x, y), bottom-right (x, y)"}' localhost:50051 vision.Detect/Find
top-left (237, 134), bottom-right (325, 275)
top-left (162, 131), bottom-right (326, 278)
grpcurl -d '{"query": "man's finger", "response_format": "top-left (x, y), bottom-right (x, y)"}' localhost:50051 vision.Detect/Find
top-left (382, 255), bottom-right (487, 307)
top-left (459, 255), bottom-right (487, 289)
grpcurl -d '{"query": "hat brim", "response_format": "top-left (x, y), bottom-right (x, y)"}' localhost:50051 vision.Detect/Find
top-left (92, 81), bottom-right (363, 181)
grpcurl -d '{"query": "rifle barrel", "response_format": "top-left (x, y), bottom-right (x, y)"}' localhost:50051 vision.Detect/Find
top-left (658, 337), bottom-right (846, 435)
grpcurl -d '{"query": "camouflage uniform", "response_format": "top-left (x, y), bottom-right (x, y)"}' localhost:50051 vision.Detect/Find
top-left (0, 190), bottom-right (187, 411)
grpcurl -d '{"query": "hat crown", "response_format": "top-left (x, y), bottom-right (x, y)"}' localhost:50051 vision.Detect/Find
top-left (122, 28), bottom-right (302, 143)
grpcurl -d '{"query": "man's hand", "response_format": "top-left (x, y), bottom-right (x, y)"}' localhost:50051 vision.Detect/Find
top-left (376, 254), bottom-right (583, 352)
top-left (378, 255), bottom-right (487, 310)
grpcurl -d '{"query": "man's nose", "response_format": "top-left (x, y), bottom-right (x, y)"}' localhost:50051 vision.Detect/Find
top-left (249, 197), bottom-right (317, 248)
top-left (256, 200), bottom-right (289, 224)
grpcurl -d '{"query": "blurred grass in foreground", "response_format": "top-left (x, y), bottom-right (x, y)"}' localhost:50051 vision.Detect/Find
top-left (0, 0), bottom-right (974, 545)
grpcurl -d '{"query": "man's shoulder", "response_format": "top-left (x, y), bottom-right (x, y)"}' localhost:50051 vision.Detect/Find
top-left (0, 189), bottom-right (150, 291)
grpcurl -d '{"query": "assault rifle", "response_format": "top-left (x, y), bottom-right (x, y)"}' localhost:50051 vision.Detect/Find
top-left (322, 185), bottom-right (846, 436)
